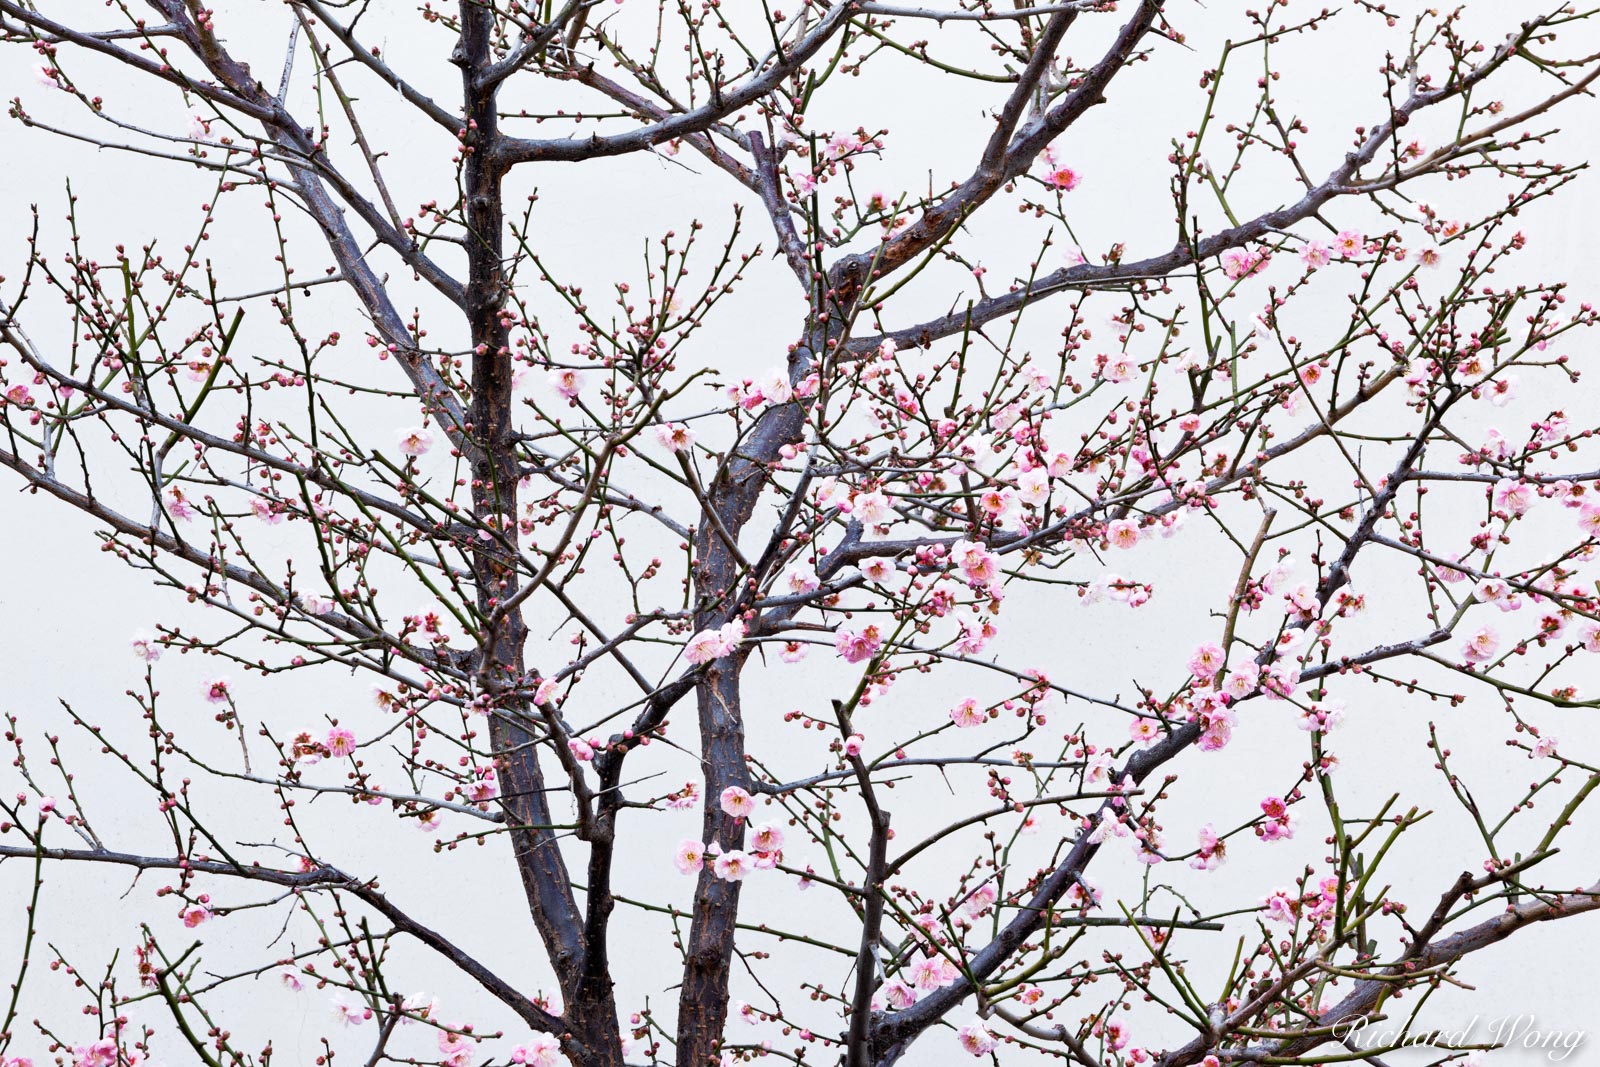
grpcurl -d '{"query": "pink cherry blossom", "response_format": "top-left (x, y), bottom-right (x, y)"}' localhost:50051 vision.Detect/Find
top-left (511, 1033), bottom-right (563, 1066)
top-left (851, 489), bottom-right (894, 526)
top-left (908, 954), bottom-right (956, 990)
top-left (1461, 625), bottom-right (1500, 663)
top-left (1043, 165), bottom-right (1081, 191)
top-left (1299, 241), bottom-right (1331, 267)
top-left (860, 557), bottom-right (895, 583)
top-left (950, 539), bottom-right (1002, 593)
top-left (1493, 479), bottom-right (1533, 516)
top-left (835, 624), bottom-right (883, 663)
top-left (719, 786), bottom-right (755, 819)
top-left (712, 850), bottom-right (754, 881)
top-left (1105, 518), bottom-right (1140, 549)
top-left (749, 823), bottom-right (785, 853)
top-left (953, 612), bottom-right (997, 655)
top-left (438, 1032), bottom-right (474, 1067)
top-left (949, 698), bottom-right (986, 728)
top-left (1220, 246), bottom-right (1268, 280)
top-left (325, 727), bottom-right (358, 758)
top-left (684, 619), bottom-right (745, 665)
top-left (396, 427), bottom-right (433, 456)
top-left (165, 485), bottom-right (198, 521)
top-left (957, 1022), bottom-right (997, 1056)
top-left (73, 1044), bottom-right (117, 1067)
top-left (674, 839), bottom-right (706, 874)
top-left (466, 769), bottom-right (498, 803)
top-left (1188, 643), bottom-right (1225, 680)
top-left (203, 678), bottom-right (232, 704)
top-left (1128, 717), bottom-right (1160, 745)
top-left (548, 368), bottom-right (585, 399)
top-left (882, 978), bottom-right (917, 1009)
top-left (654, 422), bottom-right (695, 452)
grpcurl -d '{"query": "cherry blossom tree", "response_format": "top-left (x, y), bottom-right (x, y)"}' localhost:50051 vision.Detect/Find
top-left (4, 2), bottom-right (1600, 1066)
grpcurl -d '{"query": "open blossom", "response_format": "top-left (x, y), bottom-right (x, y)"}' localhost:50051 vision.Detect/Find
top-left (1043, 165), bottom-right (1081, 191)
top-left (881, 978), bottom-right (917, 1009)
top-left (958, 1023), bottom-right (997, 1056)
top-left (332, 995), bottom-right (372, 1026)
top-left (653, 422), bottom-right (694, 452)
top-left (131, 634), bottom-right (163, 662)
top-left (1299, 240), bottom-right (1331, 267)
top-left (1128, 717), bottom-right (1161, 745)
top-left (950, 697), bottom-right (986, 728)
top-left (1188, 642), bottom-right (1225, 680)
top-left (1473, 578), bottom-right (1519, 611)
top-left (1016, 466), bottom-right (1050, 507)
top-left (1486, 374), bottom-right (1518, 406)
top-left (1191, 824), bottom-right (1227, 870)
top-left (674, 838), bottom-right (706, 874)
top-left (73, 1045), bottom-right (117, 1067)
top-left (1087, 807), bottom-right (1130, 844)
top-left (719, 786), bottom-right (756, 819)
top-left (1100, 356), bottom-right (1137, 383)
top-left (1262, 889), bottom-right (1298, 924)
top-left (860, 556), bottom-right (896, 583)
top-left (950, 539), bottom-right (1001, 592)
top-left (1105, 518), bottom-right (1140, 549)
top-left (1297, 700), bottom-right (1345, 733)
top-left (396, 426), bottom-right (433, 456)
top-left (1220, 246), bottom-right (1268, 279)
top-left (1531, 736), bottom-right (1559, 759)
top-left (712, 850), bottom-right (754, 881)
top-left (749, 823), bottom-right (785, 853)
top-left (511, 1033), bottom-right (563, 1066)
top-left (953, 612), bottom-right (997, 655)
top-left (3, 383), bottom-right (32, 406)
top-left (165, 484), bottom-right (198, 521)
top-left (203, 677), bottom-right (231, 704)
top-left (909, 954), bottom-right (957, 990)
top-left (1493, 479), bottom-right (1533, 516)
top-left (325, 727), bottom-right (358, 758)
top-left (548, 367), bottom-right (584, 399)
top-left (1332, 229), bottom-right (1363, 256)
top-left (466, 769), bottom-right (498, 803)
top-left (851, 489), bottom-right (894, 526)
top-left (962, 882), bottom-right (998, 918)
top-left (438, 1032), bottom-right (474, 1067)
top-left (785, 567), bottom-right (821, 595)
top-left (301, 594), bottom-right (336, 615)
top-left (1581, 622), bottom-right (1600, 653)
top-left (835, 624), bottom-right (883, 664)
top-left (685, 619), bottom-right (745, 664)
top-left (180, 904), bottom-right (212, 927)
top-left (1462, 625), bottom-right (1500, 663)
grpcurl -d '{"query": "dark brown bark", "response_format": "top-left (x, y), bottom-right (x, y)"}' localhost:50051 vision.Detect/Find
top-left (456, 5), bottom-right (620, 1063)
